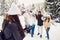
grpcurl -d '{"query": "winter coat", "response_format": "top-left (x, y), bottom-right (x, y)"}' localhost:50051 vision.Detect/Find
top-left (2, 20), bottom-right (23, 40)
top-left (36, 14), bottom-right (43, 26)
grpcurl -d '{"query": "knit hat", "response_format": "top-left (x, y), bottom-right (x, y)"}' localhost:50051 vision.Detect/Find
top-left (8, 2), bottom-right (21, 15)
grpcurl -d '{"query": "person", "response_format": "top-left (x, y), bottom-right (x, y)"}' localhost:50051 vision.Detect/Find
top-left (35, 11), bottom-right (43, 38)
top-left (29, 10), bottom-right (35, 37)
top-left (23, 11), bottom-right (31, 33)
top-left (44, 15), bottom-right (50, 40)
top-left (2, 2), bottom-right (25, 40)
top-left (2, 14), bottom-right (25, 40)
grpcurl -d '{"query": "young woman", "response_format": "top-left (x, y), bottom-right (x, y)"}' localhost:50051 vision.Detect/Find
top-left (2, 14), bottom-right (25, 40)
top-left (44, 15), bottom-right (50, 40)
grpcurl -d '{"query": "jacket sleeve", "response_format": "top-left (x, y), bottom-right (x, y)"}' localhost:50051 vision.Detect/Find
top-left (2, 20), bottom-right (8, 30)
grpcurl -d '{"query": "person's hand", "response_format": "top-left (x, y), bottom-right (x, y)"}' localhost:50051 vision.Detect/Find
top-left (45, 27), bottom-right (47, 30)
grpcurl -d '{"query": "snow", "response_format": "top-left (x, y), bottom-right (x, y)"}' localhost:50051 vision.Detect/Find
top-left (23, 21), bottom-right (60, 40)
top-left (0, 16), bottom-right (4, 31)
top-left (0, 15), bottom-right (60, 40)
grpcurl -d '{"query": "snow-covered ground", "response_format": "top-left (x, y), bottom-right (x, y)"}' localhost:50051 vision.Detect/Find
top-left (0, 15), bottom-right (60, 40)
top-left (23, 23), bottom-right (60, 40)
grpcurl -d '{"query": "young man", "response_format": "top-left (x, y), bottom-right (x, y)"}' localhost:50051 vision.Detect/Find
top-left (36, 11), bottom-right (43, 38)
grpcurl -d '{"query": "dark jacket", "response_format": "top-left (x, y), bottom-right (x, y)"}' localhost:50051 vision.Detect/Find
top-left (2, 20), bottom-right (23, 40)
top-left (9, 15), bottom-right (25, 38)
top-left (36, 14), bottom-right (43, 26)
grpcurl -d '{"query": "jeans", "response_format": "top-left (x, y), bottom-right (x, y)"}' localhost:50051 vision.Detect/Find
top-left (46, 27), bottom-right (50, 39)
top-left (25, 23), bottom-right (30, 33)
top-left (30, 24), bottom-right (35, 37)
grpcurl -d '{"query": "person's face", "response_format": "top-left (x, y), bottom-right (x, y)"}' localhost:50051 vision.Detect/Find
top-left (38, 11), bottom-right (41, 14)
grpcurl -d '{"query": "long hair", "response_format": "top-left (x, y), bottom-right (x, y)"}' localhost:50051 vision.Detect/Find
top-left (8, 15), bottom-right (25, 38)
top-left (44, 16), bottom-right (50, 22)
